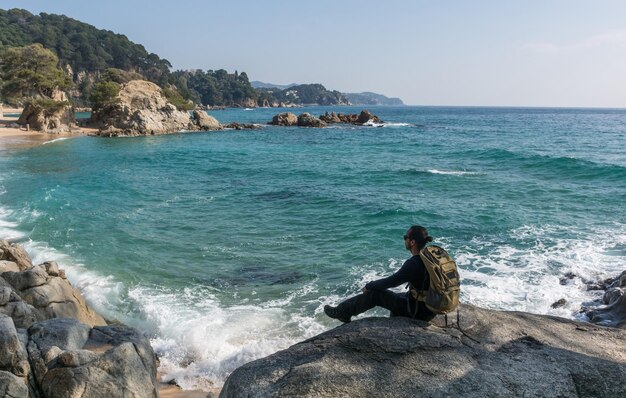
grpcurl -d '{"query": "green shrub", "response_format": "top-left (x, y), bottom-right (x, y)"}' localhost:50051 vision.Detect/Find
top-left (89, 81), bottom-right (120, 110)
top-left (163, 87), bottom-right (195, 111)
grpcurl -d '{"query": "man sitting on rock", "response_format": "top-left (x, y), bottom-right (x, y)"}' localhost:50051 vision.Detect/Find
top-left (324, 225), bottom-right (436, 323)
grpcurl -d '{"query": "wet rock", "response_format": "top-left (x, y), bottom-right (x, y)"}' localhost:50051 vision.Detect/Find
top-left (355, 109), bottom-right (383, 124)
top-left (551, 298), bottom-right (567, 309)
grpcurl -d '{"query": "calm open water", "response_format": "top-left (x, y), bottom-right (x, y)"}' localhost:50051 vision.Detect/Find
top-left (1, 106), bottom-right (625, 389)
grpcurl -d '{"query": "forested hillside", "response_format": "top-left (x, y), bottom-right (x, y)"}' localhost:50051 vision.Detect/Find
top-left (0, 8), bottom-right (366, 108)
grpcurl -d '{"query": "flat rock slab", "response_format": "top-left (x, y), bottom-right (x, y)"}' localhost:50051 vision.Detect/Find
top-left (221, 304), bottom-right (626, 398)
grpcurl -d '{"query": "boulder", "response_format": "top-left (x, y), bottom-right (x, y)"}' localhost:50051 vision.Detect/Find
top-left (269, 112), bottom-right (298, 126)
top-left (28, 319), bottom-right (158, 398)
top-left (91, 80), bottom-right (196, 136)
top-left (0, 242), bottom-right (105, 327)
top-left (192, 110), bottom-right (222, 130)
top-left (0, 315), bottom-right (31, 377)
top-left (319, 111), bottom-right (342, 123)
top-left (297, 113), bottom-right (327, 128)
top-left (221, 304), bottom-right (626, 398)
top-left (0, 240), bottom-right (33, 270)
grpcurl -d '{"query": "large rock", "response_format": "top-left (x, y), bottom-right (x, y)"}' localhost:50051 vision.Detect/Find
top-left (297, 113), bottom-right (327, 128)
top-left (355, 109), bottom-right (383, 124)
top-left (269, 112), bottom-right (298, 126)
top-left (0, 240), bottom-right (33, 270)
top-left (0, 239), bottom-right (160, 397)
top-left (92, 80), bottom-right (196, 136)
top-left (192, 110), bottom-right (222, 130)
top-left (0, 242), bottom-right (105, 328)
top-left (28, 319), bottom-right (158, 398)
top-left (16, 94), bottom-right (74, 134)
top-left (221, 304), bottom-right (626, 397)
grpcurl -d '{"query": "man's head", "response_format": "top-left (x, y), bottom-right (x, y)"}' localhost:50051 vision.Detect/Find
top-left (404, 225), bottom-right (433, 252)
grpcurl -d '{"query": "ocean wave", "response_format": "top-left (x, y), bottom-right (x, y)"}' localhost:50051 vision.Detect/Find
top-left (41, 137), bottom-right (70, 145)
top-left (361, 120), bottom-right (412, 128)
top-left (454, 224), bottom-right (626, 319)
top-left (131, 281), bottom-right (325, 390)
top-left (426, 169), bottom-right (479, 176)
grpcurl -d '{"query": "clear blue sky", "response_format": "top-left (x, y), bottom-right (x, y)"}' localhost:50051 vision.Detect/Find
top-left (3, 0), bottom-right (626, 107)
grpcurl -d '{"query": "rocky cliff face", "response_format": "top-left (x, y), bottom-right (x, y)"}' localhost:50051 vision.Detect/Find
top-left (0, 240), bottom-right (158, 397)
top-left (221, 303), bottom-right (626, 397)
top-left (91, 80), bottom-right (222, 136)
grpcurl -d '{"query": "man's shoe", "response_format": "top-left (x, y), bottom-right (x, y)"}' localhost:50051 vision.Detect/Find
top-left (324, 305), bottom-right (351, 323)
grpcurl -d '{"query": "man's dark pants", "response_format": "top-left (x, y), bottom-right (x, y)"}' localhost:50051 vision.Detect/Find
top-left (336, 289), bottom-right (435, 321)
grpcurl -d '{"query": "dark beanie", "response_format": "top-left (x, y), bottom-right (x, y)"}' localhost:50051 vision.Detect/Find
top-left (408, 225), bottom-right (433, 246)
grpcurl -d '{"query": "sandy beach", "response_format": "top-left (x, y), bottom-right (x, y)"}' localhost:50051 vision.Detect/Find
top-left (0, 106), bottom-right (97, 149)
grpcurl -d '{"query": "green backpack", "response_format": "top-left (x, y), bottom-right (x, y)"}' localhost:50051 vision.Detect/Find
top-left (409, 245), bottom-right (461, 315)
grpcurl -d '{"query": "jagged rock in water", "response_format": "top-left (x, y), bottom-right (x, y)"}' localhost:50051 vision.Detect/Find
top-left (224, 122), bottom-right (259, 130)
top-left (16, 90), bottom-right (75, 133)
top-left (297, 112), bottom-right (327, 128)
top-left (269, 112), bottom-right (298, 126)
top-left (192, 110), bottom-right (222, 130)
top-left (221, 304), bottom-right (626, 398)
top-left (355, 109), bottom-right (383, 124)
top-left (587, 270), bottom-right (626, 328)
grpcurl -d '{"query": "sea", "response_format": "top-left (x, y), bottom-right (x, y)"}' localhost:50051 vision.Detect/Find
top-left (1, 106), bottom-right (625, 390)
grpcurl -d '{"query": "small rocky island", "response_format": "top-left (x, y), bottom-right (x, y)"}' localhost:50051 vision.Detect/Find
top-left (268, 110), bottom-right (383, 128)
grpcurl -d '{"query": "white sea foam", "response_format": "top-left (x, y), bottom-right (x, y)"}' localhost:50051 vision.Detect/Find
top-left (131, 282), bottom-right (326, 390)
top-left (455, 224), bottom-right (626, 319)
top-left (362, 120), bottom-right (411, 127)
top-left (41, 137), bottom-right (69, 145)
top-left (427, 169), bottom-right (478, 176)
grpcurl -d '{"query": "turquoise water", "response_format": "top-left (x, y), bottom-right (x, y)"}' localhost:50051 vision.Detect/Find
top-left (1, 106), bottom-right (625, 389)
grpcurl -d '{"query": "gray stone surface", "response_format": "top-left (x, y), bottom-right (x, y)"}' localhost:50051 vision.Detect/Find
top-left (221, 304), bottom-right (626, 398)
top-left (0, 240), bottom-right (160, 397)
top-left (0, 370), bottom-right (29, 398)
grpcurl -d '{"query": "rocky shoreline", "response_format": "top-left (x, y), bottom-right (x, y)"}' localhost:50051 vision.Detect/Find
top-left (2, 235), bottom-right (625, 397)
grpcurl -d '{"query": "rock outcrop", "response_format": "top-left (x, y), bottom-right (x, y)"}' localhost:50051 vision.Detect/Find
top-left (269, 112), bottom-right (298, 126)
top-left (221, 304), bottom-right (626, 397)
top-left (16, 101), bottom-right (75, 134)
top-left (586, 270), bottom-right (626, 328)
top-left (269, 109), bottom-right (383, 128)
top-left (192, 109), bottom-right (222, 131)
top-left (297, 113), bottom-right (327, 128)
top-left (0, 240), bottom-right (158, 397)
top-left (91, 80), bottom-right (223, 136)
top-left (319, 110), bottom-right (383, 125)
